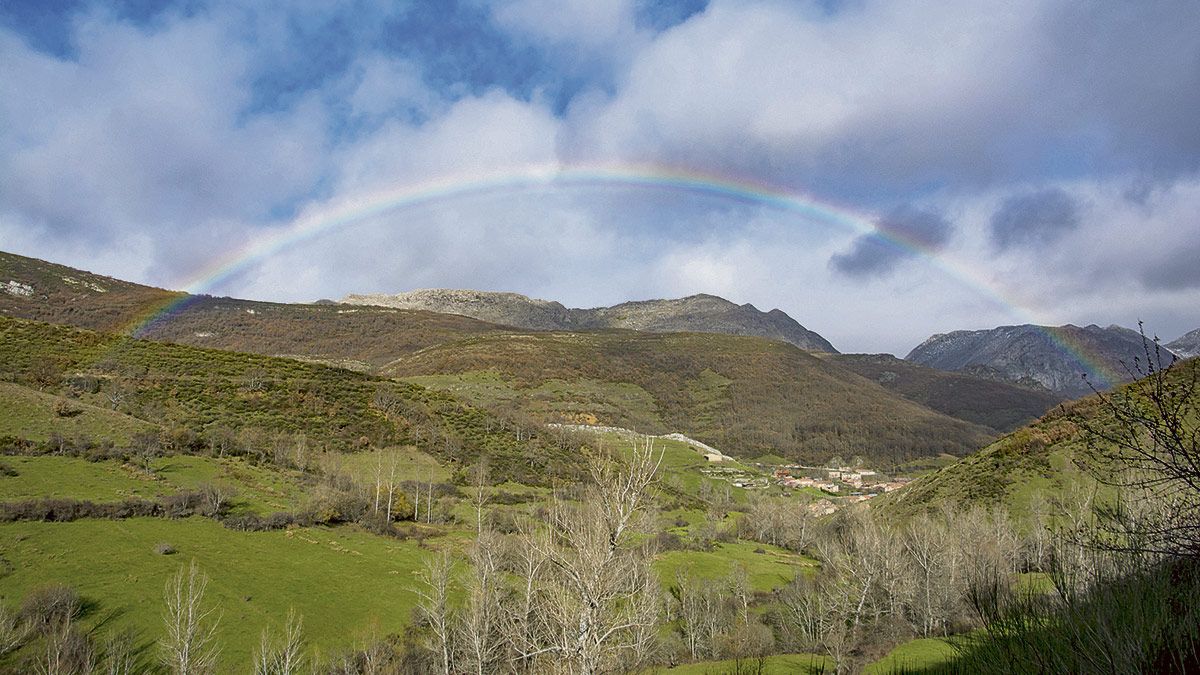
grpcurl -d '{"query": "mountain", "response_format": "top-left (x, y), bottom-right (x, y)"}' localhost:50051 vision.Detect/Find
top-left (341, 289), bottom-right (838, 352)
top-left (905, 323), bottom-right (1174, 397)
top-left (383, 330), bottom-right (995, 467)
top-left (1168, 328), bottom-right (1200, 359)
top-left (825, 353), bottom-right (1065, 434)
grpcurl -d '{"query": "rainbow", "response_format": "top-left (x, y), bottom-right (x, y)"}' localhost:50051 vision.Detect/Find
top-left (128, 161), bottom-right (1118, 387)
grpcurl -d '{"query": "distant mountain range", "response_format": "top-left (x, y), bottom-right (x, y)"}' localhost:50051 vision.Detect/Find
top-left (1168, 329), bottom-right (1200, 359)
top-left (341, 289), bottom-right (838, 353)
top-left (905, 323), bottom-right (1183, 397)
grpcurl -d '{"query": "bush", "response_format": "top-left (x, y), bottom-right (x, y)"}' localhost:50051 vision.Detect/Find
top-left (0, 461), bottom-right (17, 477)
top-left (655, 530), bottom-right (685, 551)
top-left (53, 399), bottom-right (83, 418)
top-left (18, 585), bottom-right (81, 631)
top-left (154, 542), bottom-right (176, 555)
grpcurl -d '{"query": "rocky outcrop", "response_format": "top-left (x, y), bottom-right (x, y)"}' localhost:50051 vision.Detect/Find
top-left (905, 323), bottom-right (1177, 396)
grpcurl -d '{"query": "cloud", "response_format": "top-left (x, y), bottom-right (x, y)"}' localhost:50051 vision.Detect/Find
top-left (831, 205), bottom-right (953, 278)
top-left (989, 188), bottom-right (1080, 250)
top-left (1140, 240), bottom-right (1200, 291)
top-left (1, 0), bottom-right (1199, 354)
top-left (563, 0), bottom-right (1200, 200)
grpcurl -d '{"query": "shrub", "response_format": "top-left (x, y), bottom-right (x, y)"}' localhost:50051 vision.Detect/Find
top-left (155, 542), bottom-right (176, 555)
top-left (18, 585), bottom-right (81, 631)
top-left (53, 398), bottom-right (83, 418)
top-left (0, 461), bottom-right (17, 477)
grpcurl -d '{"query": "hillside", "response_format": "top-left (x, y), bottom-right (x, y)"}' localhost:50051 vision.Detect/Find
top-left (1, 250), bottom-right (511, 371)
top-left (826, 353), bottom-right (1065, 433)
top-left (905, 323), bottom-right (1173, 396)
top-left (1168, 328), bottom-right (1200, 358)
top-left (342, 289), bottom-right (838, 352)
top-left (384, 331), bottom-right (995, 466)
top-left (876, 356), bottom-right (1199, 522)
top-left (1, 250), bottom-right (183, 333)
top-left (0, 316), bottom-right (582, 484)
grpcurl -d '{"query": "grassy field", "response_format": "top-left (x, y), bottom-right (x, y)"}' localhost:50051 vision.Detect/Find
top-left (655, 541), bottom-right (817, 594)
top-left (864, 637), bottom-right (960, 673)
top-left (653, 653), bottom-right (833, 674)
top-left (0, 518), bottom-right (430, 673)
top-left (0, 454), bottom-right (309, 515)
top-left (0, 381), bottom-right (157, 444)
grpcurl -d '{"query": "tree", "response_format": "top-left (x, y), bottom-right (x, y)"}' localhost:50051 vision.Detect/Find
top-left (415, 551), bottom-right (456, 675)
top-left (458, 532), bottom-right (506, 675)
top-left (1075, 327), bottom-right (1200, 556)
top-left (253, 609), bottom-right (305, 675)
top-left (160, 561), bottom-right (221, 675)
top-left (519, 438), bottom-right (664, 674)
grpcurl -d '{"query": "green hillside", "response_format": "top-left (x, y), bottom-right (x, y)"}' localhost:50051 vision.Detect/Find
top-left (0, 381), bottom-right (157, 444)
top-left (0, 316), bottom-right (583, 485)
top-left (385, 331), bottom-right (997, 466)
top-left (826, 353), bottom-right (1065, 433)
top-left (876, 357), bottom-right (1199, 522)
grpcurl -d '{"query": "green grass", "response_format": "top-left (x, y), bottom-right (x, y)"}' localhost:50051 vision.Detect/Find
top-left (655, 541), bottom-right (817, 594)
top-left (654, 653), bottom-right (832, 674)
top-left (0, 455), bottom-right (309, 514)
top-left (0, 518), bottom-right (430, 673)
top-left (0, 381), bottom-right (157, 444)
top-left (336, 446), bottom-right (452, 484)
top-left (865, 637), bottom-right (959, 673)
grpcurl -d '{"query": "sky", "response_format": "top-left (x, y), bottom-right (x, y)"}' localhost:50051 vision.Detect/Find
top-left (1, 0), bottom-right (1198, 354)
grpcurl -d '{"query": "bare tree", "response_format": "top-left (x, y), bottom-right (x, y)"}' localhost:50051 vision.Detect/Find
top-left (1074, 328), bottom-right (1200, 556)
top-left (469, 460), bottom-right (492, 536)
top-left (520, 437), bottom-right (664, 674)
top-left (253, 609), bottom-right (305, 675)
top-left (458, 532), bottom-right (506, 675)
top-left (415, 551), bottom-right (456, 675)
top-left (38, 615), bottom-right (95, 675)
top-left (903, 512), bottom-right (960, 637)
top-left (0, 602), bottom-right (29, 656)
top-left (101, 630), bottom-right (137, 675)
top-left (160, 561), bottom-right (221, 675)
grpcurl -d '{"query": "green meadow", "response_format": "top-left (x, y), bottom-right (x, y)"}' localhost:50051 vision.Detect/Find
top-left (0, 518), bottom-right (430, 673)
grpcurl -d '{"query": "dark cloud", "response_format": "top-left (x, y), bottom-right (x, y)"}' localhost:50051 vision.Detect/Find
top-left (990, 188), bottom-right (1080, 250)
top-left (831, 205), bottom-right (952, 278)
top-left (1141, 239), bottom-right (1200, 290)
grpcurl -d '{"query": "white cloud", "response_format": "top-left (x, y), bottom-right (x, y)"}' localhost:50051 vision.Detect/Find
top-left (1, 0), bottom-right (1198, 355)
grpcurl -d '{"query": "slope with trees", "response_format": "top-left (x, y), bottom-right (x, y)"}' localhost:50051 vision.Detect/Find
top-left (385, 331), bottom-right (997, 467)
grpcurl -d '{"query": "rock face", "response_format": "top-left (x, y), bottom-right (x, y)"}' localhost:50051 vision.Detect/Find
top-left (905, 323), bottom-right (1176, 396)
top-left (1168, 328), bottom-right (1200, 359)
top-left (341, 290), bottom-right (837, 352)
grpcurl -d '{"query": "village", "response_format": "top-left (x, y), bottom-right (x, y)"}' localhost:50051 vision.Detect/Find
top-left (699, 460), bottom-right (912, 503)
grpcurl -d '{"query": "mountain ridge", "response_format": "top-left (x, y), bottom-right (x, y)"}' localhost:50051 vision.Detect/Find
top-left (341, 289), bottom-right (838, 352)
top-left (905, 323), bottom-right (1178, 397)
